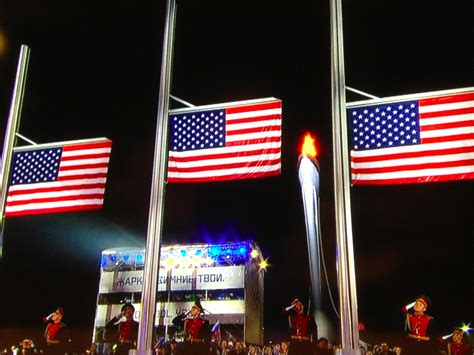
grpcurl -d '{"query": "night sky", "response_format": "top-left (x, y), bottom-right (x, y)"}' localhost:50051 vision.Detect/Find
top-left (0, 0), bottom-right (473, 349)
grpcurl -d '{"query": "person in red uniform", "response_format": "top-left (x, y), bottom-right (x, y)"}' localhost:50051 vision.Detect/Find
top-left (439, 328), bottom-right (470, 355)
top-left (283, 298), bottom-right (318, 355)
top-left (105, 303), bottom-right (139, 355)
top-left (43, 307), bottom-right (68, 354)
top-left (172, 299), bottom-right (211, 354)
top-left (402, 295), bottom-right (436, 354)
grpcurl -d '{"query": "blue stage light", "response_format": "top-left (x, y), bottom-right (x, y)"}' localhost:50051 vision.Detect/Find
top-left (110, 254), bottom-right (116, 262)
top-left (196, 249), bottom-right (202, 256)
top-left (136, 254), bottom-right (143, 262)
top-left (238, 246), bottom-right (246, 254)
top-left (181, 249), bottom-right (187, 257)
top-left (101, 256), bottom-right (107, 268)
top-left (123, 254), bottom-right (129, 261)
top-left (209, 246), bottom-right (220, 256)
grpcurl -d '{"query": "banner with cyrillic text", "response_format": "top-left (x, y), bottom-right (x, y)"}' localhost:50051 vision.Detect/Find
top-left (98, 265), bottom-right (245, 293)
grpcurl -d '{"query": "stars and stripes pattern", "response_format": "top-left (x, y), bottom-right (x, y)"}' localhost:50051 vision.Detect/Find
top-left (347, 88), bottom-right (474, 184)
top-left (5, 138), bottom-right (112, 216)
top-left (167, 98), bottom-right (282, 183)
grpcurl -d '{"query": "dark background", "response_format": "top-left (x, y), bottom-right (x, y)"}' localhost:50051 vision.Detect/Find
top-left (0, 0), bottom-right (473, 349)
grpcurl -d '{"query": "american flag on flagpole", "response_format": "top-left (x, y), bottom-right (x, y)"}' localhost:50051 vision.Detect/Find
top-left (347, 88), bottom-right (474, 185)
top-left (167, 98), bottom-right (282, 183)
top-left (4, 138), bottom-right (112, 216)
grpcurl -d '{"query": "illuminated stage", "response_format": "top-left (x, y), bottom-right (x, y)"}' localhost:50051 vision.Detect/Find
top-left (93, 241), bottom-right (265, 346)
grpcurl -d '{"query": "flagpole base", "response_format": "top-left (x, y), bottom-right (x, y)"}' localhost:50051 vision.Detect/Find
top-left (334, 350), bottom-right (362, 355)
top-left (129, 349), bottom-right (153, 355)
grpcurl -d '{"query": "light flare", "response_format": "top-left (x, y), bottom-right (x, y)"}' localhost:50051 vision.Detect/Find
top-left (0, 28), bottom-right (7, 57)
top-left (461, 322), bottom-right (472, 334)
top-left (441, 332), bottom-right (453, 340)
top-left (259, 258), bottom-right (269, 271)
top-left (442, 322), bottom-right (472, 339)
top-left (165, 257), bottom-right (176, 269)
top-left (250, 249), bottom-right (259, 258)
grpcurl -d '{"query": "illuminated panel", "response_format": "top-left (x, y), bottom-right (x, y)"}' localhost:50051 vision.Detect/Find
top-left (101, 248), bottom-right (145, 271)
top-left (159, 241), bottom-right (250, 268)
top-left (100, 241), bottom-right (251, 272)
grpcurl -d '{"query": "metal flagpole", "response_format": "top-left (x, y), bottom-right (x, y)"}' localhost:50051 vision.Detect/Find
top-left (0, 44), bottom-right (30, 259)
top-left (135, 0), bottom-right (176, 351)
top-left (329, 0), bottom-right (361, 353)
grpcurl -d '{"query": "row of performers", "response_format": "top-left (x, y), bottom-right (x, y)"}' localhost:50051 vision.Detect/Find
top-left (98, 298), bottom-right (318, 355)
top-left (45, 295), bottom-right (465, 355)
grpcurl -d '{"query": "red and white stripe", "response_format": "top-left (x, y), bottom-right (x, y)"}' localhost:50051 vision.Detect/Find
top-left (5, 139), bottom-right (112, 216)
top-left (167, 99), bottom-right (282, 183)
top-left (351, 90), bottom-right (474, 185)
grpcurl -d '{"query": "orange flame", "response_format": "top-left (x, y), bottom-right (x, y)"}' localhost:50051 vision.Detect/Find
top-left (301, 133), bottom-right (317, 158)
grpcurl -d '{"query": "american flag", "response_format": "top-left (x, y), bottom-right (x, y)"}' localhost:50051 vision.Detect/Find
top-left (5, 138), bottom-right (112, 216)
top-left (167, 98), bottom-right (282, 183)
top-left (347, 88), bottom-right (474, 185)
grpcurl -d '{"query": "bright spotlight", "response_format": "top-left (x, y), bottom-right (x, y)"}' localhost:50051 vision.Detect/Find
top-left (250, 249), bottom-right (259, 258)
